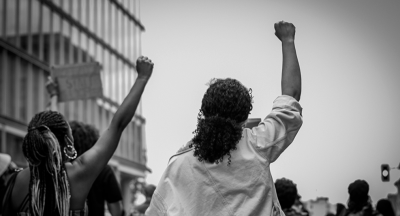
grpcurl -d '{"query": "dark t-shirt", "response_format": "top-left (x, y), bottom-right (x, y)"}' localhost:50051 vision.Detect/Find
top-left (87, 165), bottom-right (123, 216)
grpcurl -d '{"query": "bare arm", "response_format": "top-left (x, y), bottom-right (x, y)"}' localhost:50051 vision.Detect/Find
top-left (107, 201), bottom-right (123, 216)
top-left (71, 56), bottom-right (154, 185)
top-left (46, 76), bottom-right (59, 111)
top-left (275, 21), bottom-right (301, 101)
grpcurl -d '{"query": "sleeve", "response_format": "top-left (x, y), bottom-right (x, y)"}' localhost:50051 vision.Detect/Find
top-left (145, 192), bottom-right (167, 216)
top-left (247, 95), bottom-right (303, 163)
top-left (103, 165), bottom-right (123, 203)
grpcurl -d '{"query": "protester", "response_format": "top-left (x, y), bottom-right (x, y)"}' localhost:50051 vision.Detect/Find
top-left (345, 180), bottom-right (381, 216)
top-left (0, 153), bottom-right (19, 213)
top-left (336, 203), bottom-right (347, 216)
top-left (133, 184), bottom-right (156, 215)
top-left (70, 121), bottom-right (123, 216)
top-left (146, 21), bottom-right (302, 215)
top-left (275, 178), bottom-right (307, 216)
top-left (1, 56), bottom-right (154, 215)
top-left (293, 195), bottom-right (310, 216)
top-left (376, 199), bottom-right (395, 216)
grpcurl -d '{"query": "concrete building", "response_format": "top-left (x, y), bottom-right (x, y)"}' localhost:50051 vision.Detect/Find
top-left (0, 0), bottom-right (150, 213)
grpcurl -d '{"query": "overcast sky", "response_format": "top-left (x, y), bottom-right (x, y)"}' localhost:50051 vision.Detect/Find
top-left (139, 0), bottom-right (400, 205)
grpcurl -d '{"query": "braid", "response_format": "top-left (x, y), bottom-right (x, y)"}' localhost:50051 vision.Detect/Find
top-left (22, 111), bottom-right (70, 216)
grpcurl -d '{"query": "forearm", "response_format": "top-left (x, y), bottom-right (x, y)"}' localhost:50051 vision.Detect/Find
top-left (76, 77), bottom-right (149, 175)
top-left (50, 95), bottom-right (59, 111)
top-left (110, 76), bottom-right (149, 131)
top-left (281, 41), bottom-right (301, 101)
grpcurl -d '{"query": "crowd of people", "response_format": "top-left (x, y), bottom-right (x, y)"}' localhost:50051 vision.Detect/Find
top-left (274, 177), bottom-right (395, 216)
top-left (0, 21), bottom-right (396, 216)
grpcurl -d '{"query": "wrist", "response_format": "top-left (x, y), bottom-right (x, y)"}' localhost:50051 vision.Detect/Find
top-left (49, 91), bottom-right (58, 97)
top-left (137, 75), bottom-right (151, 82)
top-left (282, 39), bottom-right (295, 44)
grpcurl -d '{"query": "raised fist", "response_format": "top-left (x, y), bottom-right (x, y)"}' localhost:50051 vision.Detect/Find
top-left (136, 56), bottom-right (154, 80)
top-left (46, 76), bottom-right (59, 97)
top-left (274, 21), bottom-right (296, 43)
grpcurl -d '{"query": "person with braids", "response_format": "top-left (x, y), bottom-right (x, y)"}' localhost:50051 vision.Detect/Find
top-left (69, 121), bottom-right (123, 216)
top-left (1, 56), bottom-right (154, 216)
top-left (146, 21), bottom-right (303, 216)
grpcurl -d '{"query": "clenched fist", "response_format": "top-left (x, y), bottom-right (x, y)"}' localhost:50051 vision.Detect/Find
top-left (46, 76), bottom-right (59, 97)
top-left (274, 21), bottom-right (296, 43)
top-left (136, 56), bottom-right (154, 80)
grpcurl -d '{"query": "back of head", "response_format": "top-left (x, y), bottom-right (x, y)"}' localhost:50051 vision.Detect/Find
top-left (70, 121), bottom-right (99, 157)
top-left (22, 111), bottom-right (70, 216)
top-left (376, 199), bottom-right (395, 216)
top-left (275, 178), bottom-right (298, 210)
top-left (347, 179), bottom-right (369, 212)
top-left (191, 78), bottom-right (253, 164)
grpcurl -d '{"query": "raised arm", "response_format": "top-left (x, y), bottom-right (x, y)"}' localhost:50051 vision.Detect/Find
top-left (274, 21), bottom-right (301, 101)
top-left (45, 76), bottom-right (59, 111)
top-left (71, 56), bottom-right (154, 182)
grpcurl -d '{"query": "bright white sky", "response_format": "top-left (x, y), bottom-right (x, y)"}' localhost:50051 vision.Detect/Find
top-left (139, 0), bottom-right (400, 205)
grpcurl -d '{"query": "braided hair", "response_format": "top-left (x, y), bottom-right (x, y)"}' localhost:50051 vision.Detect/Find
top-left (190, 78), bottom-right (253, 164)
top-left (22, 111), bottom-right (71, 216)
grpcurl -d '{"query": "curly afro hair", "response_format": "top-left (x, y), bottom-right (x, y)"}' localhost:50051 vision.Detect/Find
top-left (275, 178), bottom-right (298, 210)
top-left (190, 78), bottom-right (253, 165)
top-left (69, 121), bottom-right (100, 158)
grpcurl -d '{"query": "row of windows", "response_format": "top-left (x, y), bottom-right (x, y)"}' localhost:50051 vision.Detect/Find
top-left (0, 0), bottom-right (142, 104)
top-left (0, 0), bottom-right (140, 61)
top-left (0, 0), bottom-right (146, 165)
top-left (0, 49), bottom-right (145, 165)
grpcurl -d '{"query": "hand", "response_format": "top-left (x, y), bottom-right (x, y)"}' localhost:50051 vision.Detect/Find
top-left (46, 76), bottom-right (59, 97)
top-left (136, 56), bottom-right (154, 80)
top-left (274, 21), bottom-right (296, 43)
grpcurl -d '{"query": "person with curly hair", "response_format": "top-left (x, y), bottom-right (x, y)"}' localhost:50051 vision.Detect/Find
top-left (275, 178), bottom-right (307, 216)
top-left (146, 21), bottom-right (303, 215)
top-left (345, 180), bottom-right (382, 216)
top-left (1, 56), bottom-right (154, 216)
top-left (70, 121), bottom-right (123, 216)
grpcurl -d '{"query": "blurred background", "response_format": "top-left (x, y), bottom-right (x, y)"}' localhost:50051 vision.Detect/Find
top-left (0, 0), bottom-right (399, 215)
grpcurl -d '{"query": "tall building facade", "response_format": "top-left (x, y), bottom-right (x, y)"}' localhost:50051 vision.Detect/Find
top-left (0, 0), bottom-right (150, 213)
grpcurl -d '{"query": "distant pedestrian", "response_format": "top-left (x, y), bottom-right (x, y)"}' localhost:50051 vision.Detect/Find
top-left (345, 180), bottom-right (381, 216)
top-left (146, 21), bottom-right (303, 215)
top-left (133, 184), bottom-right (156, 215)
top-left (336, 203), bottom-right (347, 216)
top-left (275, 178), bottom-right (308, 216)
top-left (70, 121), bottom-right (123, 216)
top-left (376, 199), bottom-right (395, 216)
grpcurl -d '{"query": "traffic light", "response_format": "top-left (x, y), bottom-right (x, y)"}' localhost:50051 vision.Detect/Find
top-left (381, 164), bottom-right (390, 182)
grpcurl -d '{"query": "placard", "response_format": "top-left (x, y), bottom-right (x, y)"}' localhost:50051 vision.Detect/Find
top-left (51, 62), bottom-right (103, 102)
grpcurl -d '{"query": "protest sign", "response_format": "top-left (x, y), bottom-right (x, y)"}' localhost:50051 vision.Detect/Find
top-left (51, 62), bottom-right (103, 102)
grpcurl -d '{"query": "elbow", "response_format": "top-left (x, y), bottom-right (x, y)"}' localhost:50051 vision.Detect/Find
top-left (293, 92), bottom-right (301, 102)
top-left (282, 89), bottom-right (301, 102)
